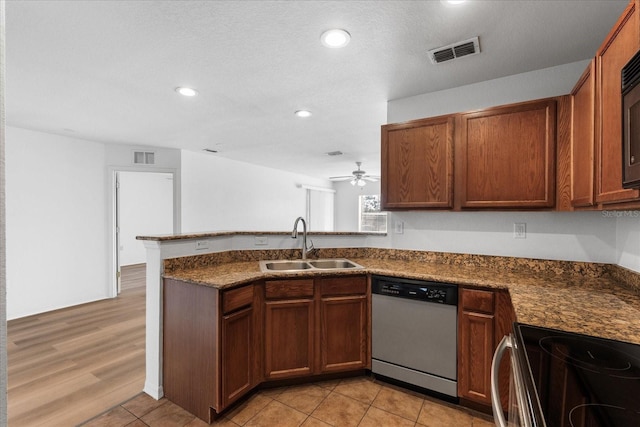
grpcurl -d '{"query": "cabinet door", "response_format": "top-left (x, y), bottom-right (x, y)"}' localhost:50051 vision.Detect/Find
top-left (320, 295), bottom-right (368, 373)
top-left (456, 99), bottom-right (556, 209)
top-left (571, 61), bottom-right (597, 208)
top-left (264, 299), bottom-right (314, 379)
top-left (221, 306), bottom-right (253, 407)
top-left (381, 115), bottom-right (454, 209)
top-left (458, 310), bottom-right (494, 405)
top-left (596, 1), bottom-right (640, 204)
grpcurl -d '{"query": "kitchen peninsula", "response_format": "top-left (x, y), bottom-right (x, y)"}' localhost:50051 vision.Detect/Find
top-left (138, 231), bottom-right (640, 422)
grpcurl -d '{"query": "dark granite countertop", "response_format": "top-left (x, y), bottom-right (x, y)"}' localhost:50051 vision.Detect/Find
top-left (162, 248), bottom-right (640, 346)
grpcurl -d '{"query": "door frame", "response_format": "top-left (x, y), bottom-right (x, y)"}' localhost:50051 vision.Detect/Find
top-left (108, 166), bottom-right (180, 298)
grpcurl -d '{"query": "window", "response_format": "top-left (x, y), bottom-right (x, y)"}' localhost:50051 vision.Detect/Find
top-left (358, 195), bottom-right (387, 233)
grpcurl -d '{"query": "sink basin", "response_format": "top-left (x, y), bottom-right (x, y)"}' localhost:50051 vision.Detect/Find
top-left (259, 258), bottom-right (363, 273)
top-left (263, 260), bottom-right (313, 271)
top-left (309, 259), bottom-right (359, 269)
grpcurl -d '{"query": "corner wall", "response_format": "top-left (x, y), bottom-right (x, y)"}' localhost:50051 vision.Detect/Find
top-left (616, 214), bottom-right (640, 272)
top-left (5, 127), bottom-right (108, 319)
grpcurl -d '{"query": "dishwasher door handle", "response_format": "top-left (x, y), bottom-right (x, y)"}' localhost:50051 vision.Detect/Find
top-left (491, 335), bottom-right (512, 427)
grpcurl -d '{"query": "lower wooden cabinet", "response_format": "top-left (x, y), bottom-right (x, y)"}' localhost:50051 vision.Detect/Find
top-left (163, 279), bottom-right (222, 422)
top-left (166, 274), bottom-right (520, 421)
top-left (458, 287), bottom-right (515, 411)
top-left (263, 276), bottom-right (370, 378)
top-left (264, 298), bottom-right (315, 379)
top-left (319, 276), bottom-right (369, 373)
top-left (221, 306), bottom-right (253, 407)
top-left (163, 275), bottom-right (370, 422)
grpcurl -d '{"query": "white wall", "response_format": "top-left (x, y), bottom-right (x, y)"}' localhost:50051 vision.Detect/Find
top-left (119, 171), bottom-right (173, 266)
top-left (180, 150), bottom-right (332, 232)
top-left (6, 127), bottom-right (108, 319)
top-left (334, 180), bottom-right (382, 231)
top-left (385, 60), bottom-right (632, 266)
top-left (386, 211), bottom-right (617, 263)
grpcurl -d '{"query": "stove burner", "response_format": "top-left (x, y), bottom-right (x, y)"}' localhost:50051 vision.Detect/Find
top-left (539, 336), bottom-right (640, 379)
top-left (569, 404), bottom-right (640, 427)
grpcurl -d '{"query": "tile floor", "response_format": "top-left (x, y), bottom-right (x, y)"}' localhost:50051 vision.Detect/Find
top-left (79, 376), bottom-right (495, 427)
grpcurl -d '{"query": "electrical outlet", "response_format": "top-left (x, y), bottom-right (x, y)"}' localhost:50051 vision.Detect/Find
top-left (195, 240), bottom-right (209, 250)
top-left (395, 221), bottom-right (404, 234)
top-left (254, 236), bottom-right (268, 246)
top-left (514, 223), bottom-right (526, 239)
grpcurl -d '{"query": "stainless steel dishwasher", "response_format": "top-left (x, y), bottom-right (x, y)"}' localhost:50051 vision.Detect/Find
top-left (371, 275), bottom-right (458, 398)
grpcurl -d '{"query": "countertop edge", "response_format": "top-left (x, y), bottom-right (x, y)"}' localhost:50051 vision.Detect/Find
top-left (137, 231), bottom-right (386, 241)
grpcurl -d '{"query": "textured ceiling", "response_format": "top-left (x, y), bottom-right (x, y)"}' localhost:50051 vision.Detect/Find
top-left (5, 0), bottom-right (629, 179)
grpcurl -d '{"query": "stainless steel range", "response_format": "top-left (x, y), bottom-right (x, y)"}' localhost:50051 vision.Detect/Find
top-left (492, 324), bottom-right (640, 427)
top-left (371, 275), bottom-right (458, 397)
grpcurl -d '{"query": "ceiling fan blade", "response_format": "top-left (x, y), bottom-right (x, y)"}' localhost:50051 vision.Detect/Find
top-left (364, 176), bottom-right (379, 182)
top-left (329, 176), bottom-right (353, 181)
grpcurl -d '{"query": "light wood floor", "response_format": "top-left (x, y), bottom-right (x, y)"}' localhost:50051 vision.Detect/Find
top-left (7, 264), bottom-right (147, 427)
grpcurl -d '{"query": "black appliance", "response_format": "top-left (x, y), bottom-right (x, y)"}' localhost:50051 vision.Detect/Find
top-left (493, 323), bottom-right (640, 427)
top-left (622, 49), bottom-right (640, 188)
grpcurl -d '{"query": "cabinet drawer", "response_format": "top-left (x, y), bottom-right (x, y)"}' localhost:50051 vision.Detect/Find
top-left (222, 284), bottom-right (254, 314)
top-left (265, 279), bottom-right (314, 299)
top-left (320, 276), bottom-right (367, 296)
top-left (461, 288), bottom-right (495, 314)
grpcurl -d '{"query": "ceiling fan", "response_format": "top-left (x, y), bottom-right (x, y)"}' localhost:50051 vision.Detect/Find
top-left (329, 162), bottom-right (380, 187)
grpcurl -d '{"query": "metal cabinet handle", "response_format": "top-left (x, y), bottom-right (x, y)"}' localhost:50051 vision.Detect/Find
top-left (491, 335), bottom-right (512, 427)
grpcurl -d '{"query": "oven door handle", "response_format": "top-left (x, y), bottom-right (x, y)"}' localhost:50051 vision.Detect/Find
top-left (491, 334), bottom-right (512, 427)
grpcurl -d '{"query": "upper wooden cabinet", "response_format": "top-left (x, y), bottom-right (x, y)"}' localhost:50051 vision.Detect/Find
top-left (456, 99), bottom-right (557, 209)
top-left (571, 60), bottom-right (597, 208)
top-left (595, 0), bottom-right (640, 205)
top-left (381, 115), bottom-right (454, 210)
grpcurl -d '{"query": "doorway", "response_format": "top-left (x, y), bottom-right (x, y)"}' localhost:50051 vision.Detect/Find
top-left (115, 171), bottom-right (174, 294)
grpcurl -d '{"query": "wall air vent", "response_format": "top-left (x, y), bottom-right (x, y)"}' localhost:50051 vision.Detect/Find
top-left (427, 36), bottom-right (480, 64)
top-left (133, 151), bottom-right (155, 165)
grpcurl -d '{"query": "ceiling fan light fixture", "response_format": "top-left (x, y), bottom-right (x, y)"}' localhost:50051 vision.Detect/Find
top-left (320, 29), bottom-right (351, 48)
top-left (351, 177), bottom-right (366, 187)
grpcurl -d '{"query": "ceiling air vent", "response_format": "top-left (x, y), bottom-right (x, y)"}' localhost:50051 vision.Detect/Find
top-left (428, 36), bottom-right (480, 64)
top-left (133, 151), bottom-right (155, 165)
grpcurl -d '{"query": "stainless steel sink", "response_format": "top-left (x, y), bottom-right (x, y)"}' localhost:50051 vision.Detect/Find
top-left (259, 258), bottom-right (364, 273)
top-left (263, 260), bottom-right (313, 271)
top-left (309, 259), bottom-right (359, 269)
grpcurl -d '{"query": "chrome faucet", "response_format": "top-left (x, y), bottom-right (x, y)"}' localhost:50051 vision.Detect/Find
top-left (292, 216), bottom-right (314, 259)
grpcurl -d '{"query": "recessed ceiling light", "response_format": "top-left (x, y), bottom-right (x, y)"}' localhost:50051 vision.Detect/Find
top-left (320, 29), bottom-right (351, 48)
top-left (442, 0), bottom-right (466, 4)
top-left (175, 87), bottom-right (198, 97)
top-left (295, 110), bottom-right (312, 118)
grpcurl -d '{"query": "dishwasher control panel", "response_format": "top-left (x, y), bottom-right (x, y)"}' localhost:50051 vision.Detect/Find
top-left (371, 275), bottom-right (457, 306)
